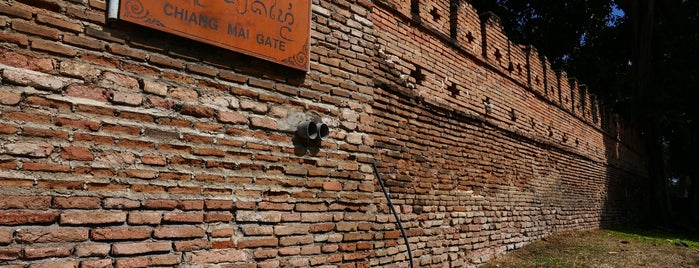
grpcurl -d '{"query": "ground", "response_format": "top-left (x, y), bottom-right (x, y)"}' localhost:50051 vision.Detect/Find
top-left (482, 229), bottom-right (699, 268)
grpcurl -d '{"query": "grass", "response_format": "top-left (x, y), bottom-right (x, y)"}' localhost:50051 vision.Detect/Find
top-left (483, 228), bottom-right (699, 268)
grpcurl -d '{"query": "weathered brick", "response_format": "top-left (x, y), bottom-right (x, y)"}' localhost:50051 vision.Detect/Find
top-left (31, 39), bottom-right (78, 56)
top-left (128, 212), bottom-right (162, 225)
top-left (16, 228), bottom-right (89, 243)
top-left (54, 117), bottom-right (99, 131)
top-left (114, 257), bottom-right (148, 268)
top-left (74, 244), bottom-right (111, 257)
top-left (174, 239), bottom-right (210, 251)
top-left (190, 249), bottom-right (248, 264)
top-left (53, 196), bottom-right (100, 209)
top-left (0, 229), bottom-right (12, 244)
top-left (0, 247), bottom-right (21, 261)
top-left (24, 246), bottom-right (72, 259)
top-left (91, 227), bottom-right (152, 241)
top-left (79, 259), bottom-right (112, 268)
top-left (162, 212), bottom-right (204, 223)
top-left (154, 226), bottom-right (205, 239)
top-left (237, 237), bottom-right (278, 248)
top-left (0, 90), bottom-right (21, 105)
top-left (29, 261), bottom-right (79, 268)
top-left (218, 110), bottom-right (248, 124)
top-left (63, 34), bottom-right (105, 50)
top-left (1, 68), bottom-right (65, 91)
top-left (66, 83), bottom-right (111, 102)
top-left (60, 146), bottom-right (94, 161)
top-left (112, 91), bottom-right (142, 106)
top-left (142, 80), bottom-right (168, 96)
top-left (60, 212), bottom-right (126, 225)
top-left (103, 197), bottom-right (141, 209)
top-left (0, 212), bottom-right (58, 225)
top-left (236, 211), bottom-right (282, 223)
top-left (111, 242), bottom-right (171, 256)
top-left (181, 104), bottom-right (215, 118)
top-left (60, 61), bottom-right (102, 79)
top-left (12, 20), bottom-right (59, 40)
top-left (0, 195), bottom-right (52, 209)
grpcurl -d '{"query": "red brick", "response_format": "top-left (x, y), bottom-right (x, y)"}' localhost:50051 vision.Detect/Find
top-left (177, 200), bottom-right (204, 210)
top-left (237, 237), bottom-right (278, 248)
top-left (60, 212), bottom-right (126, 225)
top-left (210, 227), bottom-right (235, 238)
top-left (2, 110), bottom-right (51, 124)
top-left (149, 254), bottom-right (181, 266)
top-left (162, 213), bottom-right (204, 223)
top-left (79, 259), bottom-right (112, 268)
top-left (154, 226), bottom-right (205, 238)
top-left (0, 229), bottom-right (12, 244)
top-left (205, 212), bottom-right (233, 222)
top-left (31, 39), bottom-right (78, 56)
top-left (205, 200), bottom-right (234, 210)
top-left (66, 6), bottom-right (104, 24)
top-left (15, 228), bottom-right (89, 243)
top-left (108, 44), bottom-right (147, 60)
top-left (111, 242), bottom-right (171, 256)
top-left (190, 249), bottom-right (248, 264)
top-left (218, 111), bottom-right (248, 124)
top-left (25, 96), bottom-right (72, 111)
top-left (323, 181), bottom-right (343, 191)
top-left (63, 34), bottom-right (105, 50)
top-left (22, 126), bottom-right (69, 139)
top-left (0, 247), bottom-right (21, 261)
top-left (118, 169), bottom-right (158, 179)
top-left (0, 4), bottom-right (32, 19)
top-left (0, 195), bottom-right (51, 209)
top-left (149, 54), bottom-right (184, 69)
top-left (0, 48), bottom-right (55, 72)
top-left (1, 68), bottom-right (64, 91)
top-left (12, 20), bottom-right (59, 40)
top-left (53, 196), bottom-right (100, 209)
top-left (181, 104), bottom-right (215, 118)
top-left (0, 212), bottom-right (58, 225)
top-left (66, 83), bottom-right (111, 102)
top-left (60, 146), bottom-right (94, 161)
top-left (91, 227), bottom-right (152, 241)
top-left (37, 14), bottom-right (83, 32)
top-left (23, 162), bottom-right (71, 173)
top-left (274, 225), bottom-right (310, 236)
top-left (55, 117), bottom-right (100, 131)
top-left (112, 91), bottom-right (142, 106)
top-left (114, 257), bottom-right (148, 268)
top-left (0, 90), bottom-right (22, 105)
top-left (128, 212), bottom-right (162, 225)
top-left (168, 86), bottom-right (199, 101)
top-left (103, 197), bottom-right (141, 209)
top-left (59, 61), bottom-right (102, 79)
top-left (74, 244), bottom-right (111, 257)
top-left (173, 239), bottom-right (210, 251)
top-left (0, 123), bottom-right (19, 134)
top-left (144, 199), bottom-right (178, 210)
top-left (29, 261), bottom-right (78, 268)
top-left (24, 246), bottom-right (71, 259)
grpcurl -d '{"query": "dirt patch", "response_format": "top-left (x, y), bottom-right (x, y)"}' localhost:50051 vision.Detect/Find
top-left (483, 229), bottom-right (699, 268)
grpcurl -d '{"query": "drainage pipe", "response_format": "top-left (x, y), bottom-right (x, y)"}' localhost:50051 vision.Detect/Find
top-left (372, 160), bottom-right (414, 268)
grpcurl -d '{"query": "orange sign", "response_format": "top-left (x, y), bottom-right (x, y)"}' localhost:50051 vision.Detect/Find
top-left (114, 0), bottom-right (310, 71)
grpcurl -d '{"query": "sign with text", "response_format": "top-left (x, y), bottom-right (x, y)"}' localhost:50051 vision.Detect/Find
top-left (112, 0), bottom-right (310, 71)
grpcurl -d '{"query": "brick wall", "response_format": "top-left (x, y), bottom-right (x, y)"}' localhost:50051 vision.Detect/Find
top-left (0, 0), bottom-right (646, 267)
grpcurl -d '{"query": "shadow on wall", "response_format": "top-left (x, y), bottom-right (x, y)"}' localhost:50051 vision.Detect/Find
top-left (600, 107), bottom-right (648, 228)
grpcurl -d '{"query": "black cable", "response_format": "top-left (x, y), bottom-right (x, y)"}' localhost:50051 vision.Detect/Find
top-left (372, 160), bottom-right (414, 268)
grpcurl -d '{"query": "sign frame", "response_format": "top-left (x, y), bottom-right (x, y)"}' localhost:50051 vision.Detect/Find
top-left (108, 0), bottom-right (311, 71)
